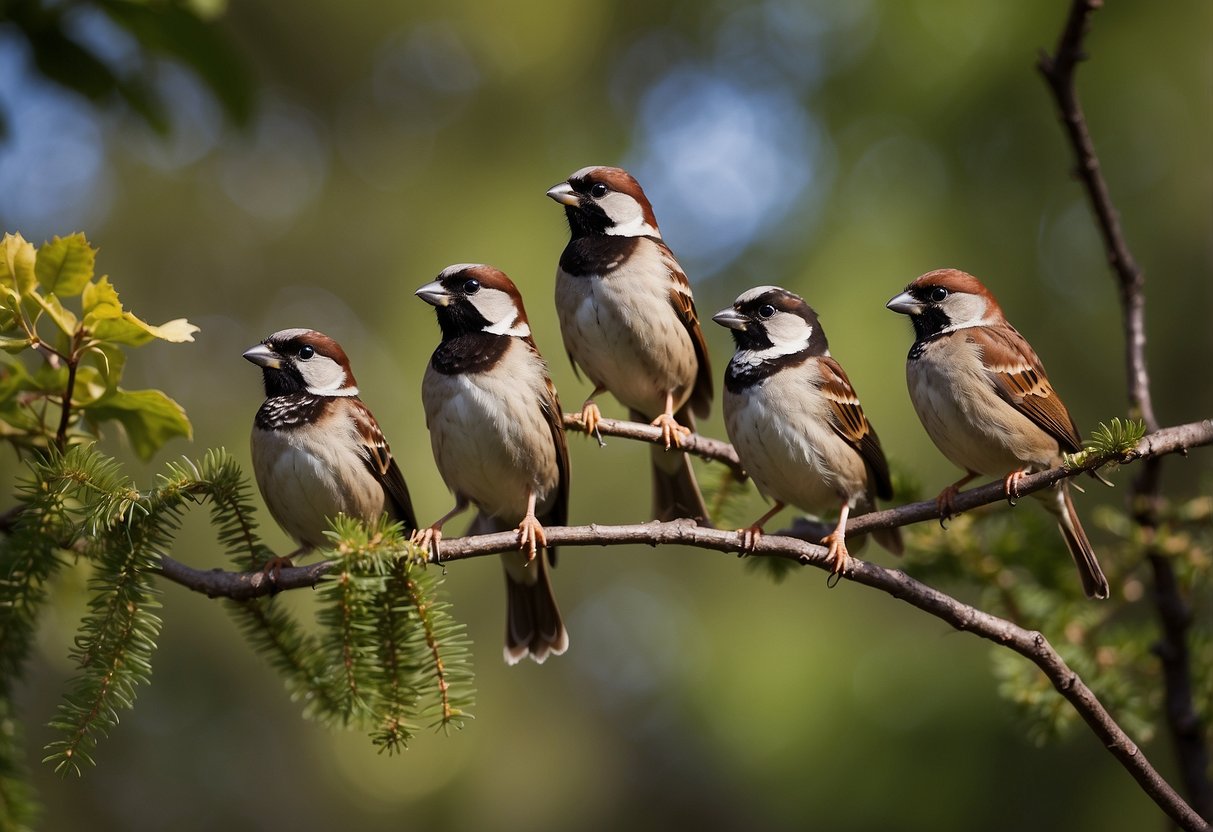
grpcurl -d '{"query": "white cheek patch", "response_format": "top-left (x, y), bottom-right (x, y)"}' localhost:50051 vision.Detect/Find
top-left (760, 312), bottom-right (814, 355)
top-left (599, 191), bottom-right (660, 238)
top-left (474, 288), bottom-right (531, 337)
top-left (940, 293), bottom-right (990, 332)
top-left (299, 355), bottom-right (358, 396)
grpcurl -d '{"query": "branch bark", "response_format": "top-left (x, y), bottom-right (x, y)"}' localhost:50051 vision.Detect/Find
top-left (561, 412), bottom-right (744, 477)
top-left (154, 418), bottom-right (1213, 831)
top-left (1039, 0), bottom-right (1210, 821)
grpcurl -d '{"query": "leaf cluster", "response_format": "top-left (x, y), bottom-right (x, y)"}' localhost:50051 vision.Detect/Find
top-left (0, 232), bottom-right (197, 460)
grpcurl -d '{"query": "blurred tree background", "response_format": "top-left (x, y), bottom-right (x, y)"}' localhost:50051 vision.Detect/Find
top-left (1, 0), bottom-right (1210, 830)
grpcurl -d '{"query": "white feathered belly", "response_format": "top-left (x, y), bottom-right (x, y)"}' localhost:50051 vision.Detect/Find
top-left (907, 342), bottom-right (1061, 476)
top-left (423, 348), bottom-right (559, 523)
top-left (723, 379), bottom-right (867, 516)
top-left (556, 264), bottom-right (697, 417)
top-left (251, 425), bottom-right (386, 550)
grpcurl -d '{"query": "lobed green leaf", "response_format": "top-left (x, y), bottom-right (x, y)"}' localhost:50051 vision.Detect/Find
top-left (34, 235), bottom-right (95, 297)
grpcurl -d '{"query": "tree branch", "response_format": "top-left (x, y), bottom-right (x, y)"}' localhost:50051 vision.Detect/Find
top-left (153, 418), bottom-right (1213, 830)
top-left (561, 412), bottom-right (744, 477)
top-left (1039, 1), bottom-right (1210, 821)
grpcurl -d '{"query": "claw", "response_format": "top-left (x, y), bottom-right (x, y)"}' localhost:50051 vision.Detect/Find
top-left (1003, 469), bottom-right (1027, 507)
top-left (650, 412), bottom-right (691, 450)
top-left (737, 525), bottom-right (763, 554)
top-left (579, 399), bottom-right (605, 447)
top-left (821, 531), bottom-right (850, 576)
top-left (410, 527), bottom-right (444, 563)
top-left (516, 514), bottom-right (547, 562)
top-left (261, 556), bottom-right (294, 584)
top-left (935, 471), bottom-right (978, 527)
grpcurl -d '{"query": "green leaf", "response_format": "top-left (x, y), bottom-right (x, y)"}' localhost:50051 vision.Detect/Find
top-left (31, 292), bottom-right (79, 338)
top-left (0, 233), bottom-right (38, 296)
top-left (35, 234), bottom-right (96, 297)
top-left (91, 311), bottom-right (199, 346)
top-left (0, 335), bottom-right (33, 353)
top-left (85, 388), bottom-right (192, 461)
top-left (81, 277), bottom-right (123, 324)
top-left (81, 342), bottom-right (128, 393)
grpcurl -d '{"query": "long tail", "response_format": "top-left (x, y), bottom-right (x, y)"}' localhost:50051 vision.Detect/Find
top-left (473, 511), bottom-right (569, 664)
top-left (1041, 484), bottom-right (1109, 599)
top-left (633, 407), bottom-right (711, 526)
top-left (502, 550), bottom-right (568, 665)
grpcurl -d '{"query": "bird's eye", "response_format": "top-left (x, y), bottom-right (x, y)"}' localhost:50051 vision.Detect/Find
top-left (463, 279), bottom-right (480, 295)
top-left (298, 344), bottom-right (315, 360)
top-left (590, 183), bottom-right (608, 198)
top-left (758, 304), bottom-right (776, 319)
top-left (929, 286), bottom-right (949, 302)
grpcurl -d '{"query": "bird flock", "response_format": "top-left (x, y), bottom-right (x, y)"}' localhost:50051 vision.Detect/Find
top-left (244, 165), bottom-right (1108, 666)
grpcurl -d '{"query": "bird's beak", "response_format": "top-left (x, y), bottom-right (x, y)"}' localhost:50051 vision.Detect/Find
top-left (712, 308), bottom-right (748, 331)
top-left (885, 291), bottom-right (922, 315)
top-left (415, 280), bottom-right (452, 307)
top-left (546, 182), bottom-right (579, 207)
top-left (242, 343), bottom-right (281, 369)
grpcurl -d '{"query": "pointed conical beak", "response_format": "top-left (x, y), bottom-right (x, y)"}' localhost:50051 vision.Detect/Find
top-left (712, 308), bottom-right (748, 331)
top-left (546, 182), bottom-right (579, 206)
top-left (885, 291), bottom-right (922, 315)
top-left (415, 280), bottom-right (452, 307)
top-left (242, 343), bottom-right (281, 369)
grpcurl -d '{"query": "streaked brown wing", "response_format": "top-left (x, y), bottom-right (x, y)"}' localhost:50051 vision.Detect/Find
top-left (656, 240), bottom-right (713, 418)
top-left (530, 339), bottom-right (571, 566)
top-left (969, 325), bottom-right (1083, 454)
top-left (352, 399), bottom-right (419, 533)
top-left (817, 356), bottom-right (893, 500)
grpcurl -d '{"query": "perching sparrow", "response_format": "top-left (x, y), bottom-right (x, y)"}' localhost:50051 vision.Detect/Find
top-left (714, 287), bottom-right (902, 575)
top-left (547, 165), bottom-right (713, 524)
top-left (244, 329), bottom-right (418, 570)
top-left (414, 264), bottom-right (570, 664)
top-left (886, 268), bottom-right (1109, 599)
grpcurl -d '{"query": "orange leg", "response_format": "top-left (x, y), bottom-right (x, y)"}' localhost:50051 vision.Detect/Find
top-left (411, 496), bottom-right (470, 562)
top-left (935, 471), bottom-right (978, 528)
top-left (516, 490), bottom-right (547, 562)
top-left (737, 501), bottom-right (786, 553)
top-left (650, 391), bottom-right (692, 450)
top-left (820, 502), bottom-right (852, 576)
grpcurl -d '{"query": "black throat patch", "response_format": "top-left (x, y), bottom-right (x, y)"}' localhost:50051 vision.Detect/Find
top-left (559, 235), bottom-right (642, 278)
top-left (430, 331), bottom-right (510, 376)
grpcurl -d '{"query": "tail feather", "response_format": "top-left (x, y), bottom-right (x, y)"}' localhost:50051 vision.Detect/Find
top-left (1042, 484), bottom-right (1109, 600)
top-left (633, 407), bottom-right (711, 526)
top-left (502, 551), bottom-right (568, 665)
top-left (477, 510), bottom-right (568, 664)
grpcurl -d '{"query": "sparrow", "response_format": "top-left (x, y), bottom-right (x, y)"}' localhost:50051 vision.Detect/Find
top-left (547, 165), bottom-right (713, 524)
top-left (244, 329), bottom-right (418, 571)
top-left (714, 287), bottom-right (903, 575)
top-left (414, 263), bottom-right (570, 664)
top-left (886, 268), bottom-right (1109, 599)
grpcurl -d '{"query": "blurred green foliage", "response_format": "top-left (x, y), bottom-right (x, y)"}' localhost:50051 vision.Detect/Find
top-left (1, 1), bottom-right (1210, 830)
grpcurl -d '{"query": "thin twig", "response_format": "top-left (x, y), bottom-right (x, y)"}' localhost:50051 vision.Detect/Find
top-left (1039, 0), bottom-right (1210, 821)
top-left (561, 412), bottom-right (745, 477)
top-left (54, 348), bottom-right (80, 453)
